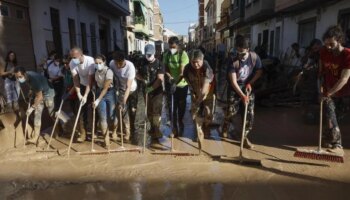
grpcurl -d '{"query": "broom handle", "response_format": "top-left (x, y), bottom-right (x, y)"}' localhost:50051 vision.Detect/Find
top-left (23, 101), bottom-right (31, 147)
top-left (240, 90), bottom-right (249, 158)
top-left (120, 107), bottom-right (124, 148)
top-left (143, 93), bottom-right (148, 153)
top-left (46, 99), bottom-right (64, 150)
top-left (318, 87), bottom-right (324, 152)
top-left (67, 102), bottom-right (83, 157)
top-left (91, 91), bottom-right (96, 152)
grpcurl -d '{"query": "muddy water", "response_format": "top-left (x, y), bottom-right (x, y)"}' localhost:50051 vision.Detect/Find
top-left (0, 91), bottom-right (350, 199)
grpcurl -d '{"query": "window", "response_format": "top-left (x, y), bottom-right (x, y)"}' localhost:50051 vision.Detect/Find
top-left (68, 18), bottom-right (77, 48)
top-left (338, 9), bottom-right (350, 33)
top-left (298, 18), bottom-right (316, 48)
top-left (258, 33), bottom-right (262, 46)
top-left (90, 23), bottom-right (97, 56)
top-left (269, 30), bottom-right (274, 56)
top-left (80, 23), bottom-right (88, 54)
top-left (275, 27), bottom-right (281, 57)
top-left (16, 9), bottom-right (24, 19)
top-left (0, 5), bottom-right (9, 17)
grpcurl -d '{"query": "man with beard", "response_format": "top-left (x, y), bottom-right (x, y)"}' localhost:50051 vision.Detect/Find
top-left (319, 25), bottom-right (350, 153)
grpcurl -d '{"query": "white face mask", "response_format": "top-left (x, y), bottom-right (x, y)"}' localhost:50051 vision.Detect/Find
top-left (146, 54), bottom-right (155, 62)
top-left (95, 64), bottom-right (104, 71)
top-left (72, 58), bottom-right (80, 65)
top-left (170, 48), bottom-right (178, 55)
top-left (18, 77), bottom-right (26, 83)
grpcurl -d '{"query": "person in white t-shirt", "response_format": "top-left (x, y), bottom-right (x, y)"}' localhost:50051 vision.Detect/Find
top-left (109, 51), bottom-right (137, 143)
top-left (69, 47), bottom-right (95, 143)
top-left (47, 54), bottom-right (64, 111)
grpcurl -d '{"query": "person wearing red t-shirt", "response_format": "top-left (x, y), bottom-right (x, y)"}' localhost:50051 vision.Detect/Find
top-left (319, 25), bottom-right (350, 151)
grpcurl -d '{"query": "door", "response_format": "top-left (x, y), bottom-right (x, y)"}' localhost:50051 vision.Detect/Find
top-left (99, 16), bottom-right (110, 55)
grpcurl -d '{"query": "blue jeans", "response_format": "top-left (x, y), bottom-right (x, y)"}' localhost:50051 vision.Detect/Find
top-left (97, 89), bottom-right (117, 129)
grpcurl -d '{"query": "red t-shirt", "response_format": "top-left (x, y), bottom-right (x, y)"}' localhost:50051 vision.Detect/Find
top-left (320, 47), bottom-right (350, 97)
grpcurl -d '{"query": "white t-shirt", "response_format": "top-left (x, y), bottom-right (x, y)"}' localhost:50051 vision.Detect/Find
top-left (69, 55), bottom-right (95, 86)
top-left (95, 66), bottom-right (114, 89)
top-left (47, 63), bottom-right (63, 79)
top-left (109, 60), bottom-right (137, 92)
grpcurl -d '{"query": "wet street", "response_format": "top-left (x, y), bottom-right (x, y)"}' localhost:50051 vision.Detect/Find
top-left (0, 91), bottom-right (349, 199)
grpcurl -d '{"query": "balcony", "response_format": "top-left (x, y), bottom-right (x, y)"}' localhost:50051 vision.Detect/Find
top-left (126, 16), bottom-right (135, 29)
top-left (275, 0), bottom-right (334, 13)
top-left (229, 0), bottom-right (245, 27)
top-left (134, 16), bottom-right (149, 35)
top-left (216, 14), bottom-right (229, 32)
top-left (245, 0), bottom-right (275, 23)
top-left (88, 0), bottom-right (130, 16)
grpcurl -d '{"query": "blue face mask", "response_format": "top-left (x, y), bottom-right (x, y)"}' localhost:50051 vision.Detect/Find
top-left (95, 64), bottom-right (104, 71)
top-left (18, 77), bottom-right (26, 83)
top-left (72, 58), bottom-right (80, 65)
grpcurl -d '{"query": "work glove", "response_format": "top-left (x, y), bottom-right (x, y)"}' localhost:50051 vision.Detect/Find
top-left (77, 92), bottom-right (83, 101)
top-left (145, 86), bottom-right (154, 94)
top-left (169, 78), bottom-right (177, 94)
top-left (81, 95), bottom-right (87, 106)
top-left (26, 107), bottom-right (34, 116)
top-left (61, 93), bottom-right (70, 101)
top-left (93, 99), bottom-right (100, 108)
top-left (118, 103), bottom-right (127, 113)
top-left (241, 95), bottom-right (249, 105)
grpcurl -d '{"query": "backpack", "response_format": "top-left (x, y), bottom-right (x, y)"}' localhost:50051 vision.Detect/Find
top-left (232, 51), bottom-right (257, 69)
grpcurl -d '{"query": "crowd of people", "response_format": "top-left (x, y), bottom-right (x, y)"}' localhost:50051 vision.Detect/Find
top-left (0, 25), bottom-right (349, 153)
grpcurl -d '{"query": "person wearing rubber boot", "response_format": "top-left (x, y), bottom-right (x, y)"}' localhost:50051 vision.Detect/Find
top-left (184, 50), bottom-right (215, 141)
top-left (14, 67), bottom-right (56, 146)
top-left (319, 25), bottom-right (350, 153)
top-left (69, 47), bottom-right (95, 143)
top-left (110, 52), bottom-right (137, 143)
top-left (163, 36), bottom-right (189, 137)
top-left (93, 55), bottom-right (118, 148)
top-left (137, 44), bottom-right (165, 143)
top-left (223, 35), bottom-right (263, 149)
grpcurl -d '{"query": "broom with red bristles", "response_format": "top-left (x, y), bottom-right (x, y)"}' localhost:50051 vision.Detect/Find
top-left (294, 89), bottom-right (344, 163)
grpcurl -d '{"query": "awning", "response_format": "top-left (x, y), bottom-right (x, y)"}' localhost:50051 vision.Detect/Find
top-left (140, 3), bottom-right (148, 18)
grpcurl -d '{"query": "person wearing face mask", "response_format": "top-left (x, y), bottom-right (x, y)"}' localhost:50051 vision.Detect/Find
top-left (137, 44), bottom-right (165, 143)
top-left (14, 67), bottom-right (56, 145)
top-left (109, 51), bottom-right (137, 143)
top-left (163, 36), bottom-right (189, 137)
top-left (93, 55), bottom-right (117, 147)
top-left (319, 25), bottom-right (350, 153)
top-left (222, 35), bottom-right (263, 149)
top-left (61, 57), bottom-right (78, 114)
top-left (47, 54), bottom-right (64, 111)
top-left (183, 50), bottom-right (214, 140)
top-left (69, 47), bottom-right (95, 143)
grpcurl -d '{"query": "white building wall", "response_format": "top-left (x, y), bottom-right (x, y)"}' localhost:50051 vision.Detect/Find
top-left (29, 0), bottom-right (125, 63)
top-left (249, 0), bottom-right (350, 58)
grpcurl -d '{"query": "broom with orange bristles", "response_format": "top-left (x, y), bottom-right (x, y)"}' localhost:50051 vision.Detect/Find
top-left (294, 88), bottom-right (344, 163)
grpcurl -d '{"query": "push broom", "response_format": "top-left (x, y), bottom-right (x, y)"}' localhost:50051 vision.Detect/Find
top-left (294, 92), bottom-right (344, 163)
top-left (108, 105), bottom-right (141, 153)
top-left (152, 94), bottom-right (198, 156)
top-left (221, 89), bottom-right (262, 166)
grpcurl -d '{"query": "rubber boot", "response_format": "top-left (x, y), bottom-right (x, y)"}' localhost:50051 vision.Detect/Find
top-left (76, 121), bottom-right (86, 143)
top-left (152, 116), bottom-right (162, 139)
top-left (101, 126), bottom-right (110, 148)
top-left (26, 126), bottom-right (40, 146)
top-left (111, 124), bottom-right (119, 142)
top-left (124, 125), bottom-right (131, 143)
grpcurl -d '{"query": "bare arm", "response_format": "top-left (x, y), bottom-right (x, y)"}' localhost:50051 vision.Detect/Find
top-left (98, 79), bottom-right (112, 101)
top-left (123, 79), bottom-right (133, 105)
top-left (83, 74), bottom-right (93, 97)
top-left (32, 91), bottom-right (43, 108)
top-left (228, 72), bottom-right (245, 98)
top-left (328, 69), bottom-right (350, 96)
top-left (150, 74), bottom-right (164, 90)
